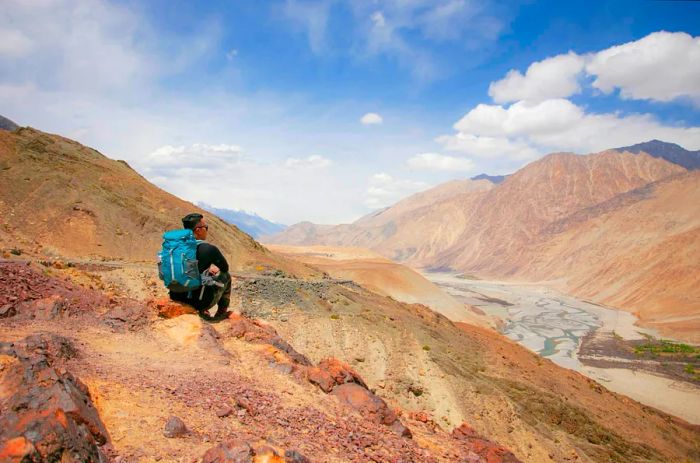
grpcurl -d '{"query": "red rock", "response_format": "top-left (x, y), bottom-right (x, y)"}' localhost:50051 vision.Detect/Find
top-left (331, 383), bottom-right (410, 437)
top-left (0, 437), bottom-right (37, 461)
top-left (452, 422), bottom-right (522, 463)
top-left (153, 297), bottom-right (198, 318)
top-left (0, 335), bottom-right (108, 462)
top-left (307, 358), bottom-right (367, 393)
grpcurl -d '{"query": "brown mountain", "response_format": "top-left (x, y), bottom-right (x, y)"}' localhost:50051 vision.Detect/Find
top-left (1, 127), bottom-right (699, 462)
top-left (0, 127), bottom-right (313, 276)
top-left (266, 149), bottom-right (695, 339)
top-left (515, 171), bottom-right (700, 342)
top-left (264, 178), bottom-right (496, 263)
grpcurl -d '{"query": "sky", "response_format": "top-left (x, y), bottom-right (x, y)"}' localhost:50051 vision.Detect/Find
top-left (2, 0), bottom-right (699, 225)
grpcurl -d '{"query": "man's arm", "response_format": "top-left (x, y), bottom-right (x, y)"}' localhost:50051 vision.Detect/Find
top-left (198, 243), bottom-right (229, 274)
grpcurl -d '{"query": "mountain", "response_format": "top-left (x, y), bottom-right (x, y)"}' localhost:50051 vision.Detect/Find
top-left (0, 115), bottom-right (18, 131)
top-left (470, 173), bottom-right (507, 184)
top-left (515, 171), bottom-right (700, 342)
top-left (264, 178), bottom-right (496, 264)
top-left (615, 139), bottom-right (700, 170)
top-left (266, 148), bottom-right (696, 340)
top-left (198, 203), bottom-right (286, 239)
top-left (0, 127), bottom-right (314, 277)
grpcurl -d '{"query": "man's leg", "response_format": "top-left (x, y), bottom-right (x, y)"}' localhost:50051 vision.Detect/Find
top-left (209, 272), bottom-right (231, 320)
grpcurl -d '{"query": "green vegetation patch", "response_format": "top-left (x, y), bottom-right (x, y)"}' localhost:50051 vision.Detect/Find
top-left (634, 340), bottom-right (698, 355)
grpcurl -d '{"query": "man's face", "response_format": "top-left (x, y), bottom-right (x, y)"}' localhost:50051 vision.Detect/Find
top-left (193, 218), bottom-right (208, 240)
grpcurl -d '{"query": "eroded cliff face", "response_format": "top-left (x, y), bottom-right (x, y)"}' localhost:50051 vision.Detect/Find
top-left (2, 257), bottom-right (698, 463)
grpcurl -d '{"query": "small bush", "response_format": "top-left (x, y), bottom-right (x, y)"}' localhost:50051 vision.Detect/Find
top-left (422, 345), bottom-right (431, 351)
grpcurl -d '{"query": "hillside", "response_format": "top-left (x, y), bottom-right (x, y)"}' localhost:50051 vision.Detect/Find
top-left (267, 244), bottom-right (497, 329)
top-left (516, 171), bottom-right (700, 342)
top-left (2, 128), bottom-right (699, 461)
top-left (0, 127), bottom-right (313, 277)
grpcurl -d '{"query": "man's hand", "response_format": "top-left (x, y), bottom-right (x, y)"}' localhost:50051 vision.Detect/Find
top-left (209, 264), bottom-right (220, 276)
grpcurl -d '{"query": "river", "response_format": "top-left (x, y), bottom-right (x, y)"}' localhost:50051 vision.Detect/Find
top-left (424, 272), bottom-right (700, 424)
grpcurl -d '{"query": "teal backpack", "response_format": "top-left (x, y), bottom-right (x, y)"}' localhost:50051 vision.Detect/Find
top-left (158, 229), bottom-right (203, 292)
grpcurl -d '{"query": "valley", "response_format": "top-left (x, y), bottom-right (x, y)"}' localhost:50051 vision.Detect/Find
top-left (426, 272), bottom-right (700, 424)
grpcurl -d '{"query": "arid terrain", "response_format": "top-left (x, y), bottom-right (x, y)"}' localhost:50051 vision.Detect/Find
top-left (2, 127), bottom-right (700, 462)
top-left (266, 148), bottom-right (700, 342)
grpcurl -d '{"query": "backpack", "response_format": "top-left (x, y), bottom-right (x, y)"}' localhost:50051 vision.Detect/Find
top-left (158, 229), bottom-right (203, 292)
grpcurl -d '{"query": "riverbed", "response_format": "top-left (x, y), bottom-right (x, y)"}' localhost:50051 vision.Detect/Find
top-left (425, 272), bottom-right (700, 424)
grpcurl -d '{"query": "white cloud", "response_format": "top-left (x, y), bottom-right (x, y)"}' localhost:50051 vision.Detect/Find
top-left (489, 52), bottom-right (585, 104)
top-left (360, 112), bottom-right (383, 125)
top-left (586, 31), bottom-right (700, 104)
top-left (406, 152), bottom-right (474, 172)
top-left (365, 173), bottom-right (427, 208)
top-left (488, 31), bottom-right (700, 106)
top-left (285, 154), bottom-right (332, 168)
top-left (439, 98), bottom-right (700, 161)
top-left (139, 143), bottom-right (244, 171)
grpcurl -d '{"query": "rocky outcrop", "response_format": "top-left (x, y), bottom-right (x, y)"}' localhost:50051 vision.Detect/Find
top-left (452, 423), bottom-right (522, 463)
top-left (0, 334), bottom-right (109, 462)
top-left (0, 261), bottom-right (108, 319)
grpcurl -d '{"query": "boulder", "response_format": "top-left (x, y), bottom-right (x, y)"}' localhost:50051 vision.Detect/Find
top-left (307, 358), bottom-right (366, 393)
top-left (331, 383), bottom-right (411, 437)
top-left (163, 416), bottom-right (188, 438)
top-left (0, 335), bottom-right (109, 462)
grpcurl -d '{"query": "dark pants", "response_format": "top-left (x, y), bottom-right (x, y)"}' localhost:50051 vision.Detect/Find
top-left (170, 272), bottom-right (231, 321)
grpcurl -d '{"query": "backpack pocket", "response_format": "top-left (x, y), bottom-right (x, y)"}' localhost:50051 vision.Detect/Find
top-left (183, 258), bottom-right (200, 281)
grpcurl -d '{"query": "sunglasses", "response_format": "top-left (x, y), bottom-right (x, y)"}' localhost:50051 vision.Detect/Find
top-left (194, 225), bottom-right (209, 230)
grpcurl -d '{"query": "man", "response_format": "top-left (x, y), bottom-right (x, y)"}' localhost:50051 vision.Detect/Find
top-left (170, 213), bottom-right (232, 321)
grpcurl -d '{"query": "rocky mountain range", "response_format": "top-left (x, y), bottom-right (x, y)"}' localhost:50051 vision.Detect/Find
top-left (2, 127), bottom-right (699, 461)
top-left (198, 202), bottom-right (287, 239)
top-left (615, 139), bottom-right (700, 170)
top-left (265, 142), bottom-right (700, 342)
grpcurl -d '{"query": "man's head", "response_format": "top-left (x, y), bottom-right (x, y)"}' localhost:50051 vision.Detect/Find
top-left (182, 213), bottom-right (208, 240)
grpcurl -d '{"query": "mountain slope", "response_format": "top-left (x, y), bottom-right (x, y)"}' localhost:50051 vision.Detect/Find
top-left (264, 178), bottom-right (495, 263)
top-left (616, 139), bottom-right (700, 170)
top-left (516, 171), bottom-right (700, 341)
top-left (430, 150), bottom-right (686, 274)
top-left (0, 127), bottom-right (314, 276)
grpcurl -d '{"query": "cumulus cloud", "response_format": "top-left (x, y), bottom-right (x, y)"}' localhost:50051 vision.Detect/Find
top-left (489, 52), bottom-right (585, 104)
top-left (138, 144), bottom-right (244, 172)
top-left (285, 154), bottom-right (332, 168)
top-left (586, 31), bottom-right (700, 104)
top-left (439, 98), bottom-right (700, 159)
top-left (360, 112), bottom-right (383, 125)
top-left (489, 31), bottom-right (700, 106)
top-left (365, 173), bottom-right (427, 208)
top-left (406, 152), bottom-right (474, 171)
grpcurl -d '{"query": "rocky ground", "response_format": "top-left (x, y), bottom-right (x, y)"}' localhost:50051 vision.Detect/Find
top-left (0, 259), bottom-right (521, 462)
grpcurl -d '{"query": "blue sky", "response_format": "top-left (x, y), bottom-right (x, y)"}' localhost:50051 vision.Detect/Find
top-left (1, 0), bottom-right (699, 224)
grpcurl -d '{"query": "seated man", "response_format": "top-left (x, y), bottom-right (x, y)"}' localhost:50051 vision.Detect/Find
top-left (170, 213), bottom-right (231, 321)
